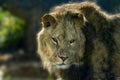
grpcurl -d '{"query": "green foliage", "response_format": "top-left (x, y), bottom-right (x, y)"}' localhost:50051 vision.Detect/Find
top-left (0, 8), bottom-right (26, 48)
top-left (4, 71), bottom-right (12, 80)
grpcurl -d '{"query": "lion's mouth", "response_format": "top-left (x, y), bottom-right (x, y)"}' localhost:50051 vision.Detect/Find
top-left (52, 63), bottom-right (71, 69)
top-left (56, 63), bottom-right (70, 69)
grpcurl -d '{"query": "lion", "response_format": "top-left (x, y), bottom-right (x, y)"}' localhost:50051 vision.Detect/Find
top-left (37, 1), bottom-right (120, 80)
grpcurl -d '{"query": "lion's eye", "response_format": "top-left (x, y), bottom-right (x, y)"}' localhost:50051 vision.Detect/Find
top-left (70, 39), bottom-right (75, 43)
top-left (69, 39), bottom-right (76, 45)
top-left (52, 37), bottom-right (58, 45)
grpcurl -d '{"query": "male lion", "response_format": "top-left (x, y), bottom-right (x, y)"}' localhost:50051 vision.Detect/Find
top-left (37, 1), bottom-right (120, 80)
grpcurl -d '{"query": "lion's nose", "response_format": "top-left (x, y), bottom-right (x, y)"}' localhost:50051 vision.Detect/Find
top-left (59, 56), bottom-right (68, 61)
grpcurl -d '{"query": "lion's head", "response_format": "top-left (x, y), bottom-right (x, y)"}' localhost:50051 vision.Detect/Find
top-left (37, 2), bottom-right (120, 80)
top-left (37, 11), bottom-right (86, 72)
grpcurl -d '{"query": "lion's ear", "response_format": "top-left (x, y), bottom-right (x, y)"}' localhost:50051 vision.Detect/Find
top-left (67, 12), bottom-right (85, 25)
top-left (73, 13), bottom-right (85, 24)
top-left (41, 14), bottom-right (56, 28)
top-left (73, 13), bottom-right (83, 20)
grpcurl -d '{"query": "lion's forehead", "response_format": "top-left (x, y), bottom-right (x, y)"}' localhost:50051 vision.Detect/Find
top-left (52, 23), bottom-right (80, 38)
top-left (52, 28), bottom-right (79, 40)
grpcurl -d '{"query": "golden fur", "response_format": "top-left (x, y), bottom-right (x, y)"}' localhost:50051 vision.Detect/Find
top-left (37, 1), bottom-right (120, 80)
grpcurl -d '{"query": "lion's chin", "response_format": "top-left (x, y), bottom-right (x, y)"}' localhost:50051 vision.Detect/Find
top-left (53, 62), bottom-right (80, 69)
top-left (52, 62), bottom-right (71, 69)
top-left (55, 64), bottom-right (70, 69)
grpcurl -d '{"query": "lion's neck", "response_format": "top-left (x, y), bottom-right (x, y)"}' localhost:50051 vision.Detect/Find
top-left (56, 65), bottom-right (92, 80)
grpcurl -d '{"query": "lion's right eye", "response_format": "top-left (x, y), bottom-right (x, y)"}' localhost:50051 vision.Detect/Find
top-left (52, 37), bottom-right (58, 45)
top-left (70, 39), bottom-right (75, 44)
top-left (69, 39), bottom-right (76, 46)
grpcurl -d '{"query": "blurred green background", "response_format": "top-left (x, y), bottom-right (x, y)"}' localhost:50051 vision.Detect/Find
top-left (0, 9), bottom-right (26, 48)
top-left (0, 0), bottom-right (119, 80)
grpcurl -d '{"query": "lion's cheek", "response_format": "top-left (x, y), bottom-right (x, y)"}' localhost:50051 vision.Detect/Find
top-left (69, 50), bottom-right (84, 64)
top-left (50, 55), bottom-right (62, 64)
top-left (78, 51), bottom-right (84, 58)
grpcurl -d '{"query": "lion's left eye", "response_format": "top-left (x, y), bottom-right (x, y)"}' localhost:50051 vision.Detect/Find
top-left (70, 39), bottom-right (75, 44)
top-left (52, 37), bottom-right (58, 45)
top-left (69, 39), bottom-right (76, 45)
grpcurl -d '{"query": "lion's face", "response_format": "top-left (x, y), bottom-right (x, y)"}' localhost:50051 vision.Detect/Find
top-left (37, 12), bottom-right (86, 70)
